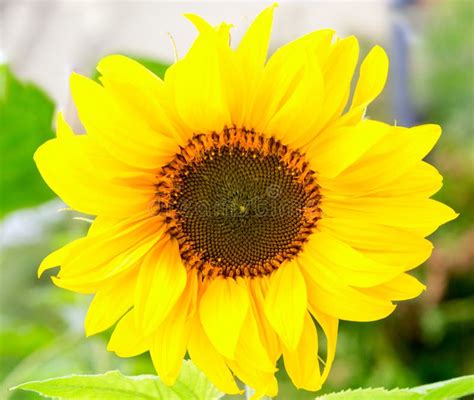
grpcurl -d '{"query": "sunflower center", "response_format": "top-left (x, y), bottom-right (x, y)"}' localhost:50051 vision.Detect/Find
top-left (156, 127), bottom-right (321, 279)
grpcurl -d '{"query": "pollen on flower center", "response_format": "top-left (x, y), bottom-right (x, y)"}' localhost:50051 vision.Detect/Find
top-left (156, 127), bottom-right (321, 279)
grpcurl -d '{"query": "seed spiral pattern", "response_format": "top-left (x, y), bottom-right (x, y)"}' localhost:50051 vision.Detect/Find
top-left (156, 127), bottom-right (321, 279)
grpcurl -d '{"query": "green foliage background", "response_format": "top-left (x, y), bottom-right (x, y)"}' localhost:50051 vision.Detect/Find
top-left (1, 2), bottom-right (473, 399)
top-left (0, 65), bottom-right (56, 217)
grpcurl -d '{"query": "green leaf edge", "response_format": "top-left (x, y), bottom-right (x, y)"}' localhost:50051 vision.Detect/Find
top-left (315, 375), bottom-right (474, 400)
top-left (314, 387), bottom-right (422, 400)
top-left (11, 371), bottom-right (158, 399)
top-left (10, 360), bottom-right (224, 400)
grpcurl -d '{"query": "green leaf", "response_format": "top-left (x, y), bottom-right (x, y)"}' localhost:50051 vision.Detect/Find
top-left (315, 388), bottom-right (422, 400)
top-left (11, 360), bottom-right (223, 400)
top-left (412, 375), bottom-right (474, 400)
top-left (315, 375), bottom-right (474, 400)
top-left (0, 65), bottom-right (56, 218)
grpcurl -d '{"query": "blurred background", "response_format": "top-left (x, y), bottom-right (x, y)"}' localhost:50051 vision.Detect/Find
top-left (1, 1), bottom-right (473, 399)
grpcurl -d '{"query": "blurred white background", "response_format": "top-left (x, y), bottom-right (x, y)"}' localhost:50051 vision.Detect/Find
top-left (1, 0), bottom-right (391, 109)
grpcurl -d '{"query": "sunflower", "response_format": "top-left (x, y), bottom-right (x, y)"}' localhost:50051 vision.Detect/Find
top-left (35, 5), bottom-right (457, 398)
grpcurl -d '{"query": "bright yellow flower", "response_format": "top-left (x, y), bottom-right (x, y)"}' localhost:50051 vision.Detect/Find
top-left (35, 5), bottom-right (457, 398)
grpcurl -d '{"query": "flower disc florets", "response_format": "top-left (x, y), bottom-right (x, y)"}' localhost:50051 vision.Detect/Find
top-left (157, 127), bottom-right (321, 279)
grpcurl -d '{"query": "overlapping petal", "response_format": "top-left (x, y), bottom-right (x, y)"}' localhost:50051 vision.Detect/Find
top-left (307, 119), bottom-right (390, 178)
top-left (314, 36), bottom-right (360, 131)
top-left (51, 215), bottom-right (166, 293)
top-left (318, 218), bottom-right (433, 269)
top-left (107, 310), bottom-right (150, 358)
top-left (310, 308), bottom-right (338, 384)
top-left (70, 73), bottom-right (179, 169)
top-left (97, 55), bottom-right (187, 145)
top-left (85, 267), bottom-right (136, 336)
top-left (166, 25), bottom-right (232, 134)
top-left (359, 273), bottom-right (426, 301)
top-left (318, 124), bottom-right (443, 195)
top-left (134, 238), bottom-right (187, 335)
top-left (237, 4), bottom-right (276, 128)
top-left (246, 28), bottom-right (331, 141)
top-left (187, 315), bottom-right (241, 395)
top-left (233, 306), bottom-right (276, 374)
top-left (248, 278), bottom-right (281, 363)
top-left (34, 127), bottom-right (156, 217)
top-left (265, 50), bottom-right (324, 148)
top-left (299, 254), bottom-right (396, 322)
top-left (150, 271), bottom-right (197, 385)
top-left (351, 45), bottom-right (389, 110)
top-left (304, 229), bottom-right (406, 287)
top-left (199, 277), bottom-right (250, 358)
top-left (321, 197), bottom-right (458, 237)
top-left (264, 261), bottom-right (307, 350)
top-left (282, 313), bottom-right (321, 391)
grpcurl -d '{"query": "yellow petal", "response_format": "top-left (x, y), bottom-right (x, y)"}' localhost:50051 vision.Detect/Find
top-left (199, 277), bottom-right (249, 358)
top-left (84, 268), bottom-right (136, 336)
top-left (97, 54), bottom-right (163, 92)
top-left (321, 197), bottom-right (458, 236)
top-left (226, 357), bottom-right (278, 399)
top-left (187, 315), bottom-right (241, 395)
top-left (70, 72), bottom-right (178, 169)
top-left (185, 13), bottom-right (213, 32)
top-left (265, 50), bottom-right (324, 149)
top-left (248, 278), bottom-right (281, 363)
top-left (246, 51), bottom-right (304, 131)
top-left (247, 28), bottom-right (332, 134)
top-left (299, 256), bottom-right (396, 322)
top-left (135, 239), bottom-right (186, 336)
top-left (252, 29), bottom-right (334, 138)
top-left (179, 15), bottom-right (244, 129)
top-left (38, 237), bottom-right (87, 278)
top-left (185, 13), bottom-right (233, 39)
top-left (319, 124), bottom-right (443, 195)
top-left (234, 307), bottom-right (276, 374)
top-left (264, 261), bottom-right (307, 351)
top-left (282, 312), bottom-right (321, 391)
top-left (307, 119), bottom-right (389, 178)
top-left (318, 218), bottom-right (433, 269)
top-left (314, 36), bottom-right (359, 131)
top-left (34, 135), bottom-right (155, 217)
top-left (170, 28), bottom-right (231, 133)
top-left (359, 273), bottom-right (426, 301)
top-left (53, 216), bottom-right (165, 292)
top-left (107, 310), bottom-right (149, 357)
top-left (305, 229), bottom-right (405, 287)
top-left (55, 112), bottom-right (74, 138)
top-left (351, 45), bottom-right (389, 109)
top-left (87, 215), bottom-right (122, 236)
top-left (53, 126), bottom-right (152, 184)
top-left (370, 161), bottom-right (443, 198)
top-left (224, 312), bottom-right (279, 398)
top-left (237, 4), bottom-right (276, 77)
top-left (150, 272), bottom-right (197, 385)
top-left (309, 307), bottom-right (338, 384)
top-left (39, 216), bottom-right (114, 279)
top-left (269, 29), bottom-right (335, 68)
top-left (321, 39), bottom-right (381, 131)
top-left (328, 103), bottom-right (367, 131)
top-left (97, 55), bottom-right (185, 145)
top-left (236, 4), bottom-right (277, 129)
top-left (249, 383), bottom-right (278, 400)
top-left (320, 125), bottom-right (441, 196)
